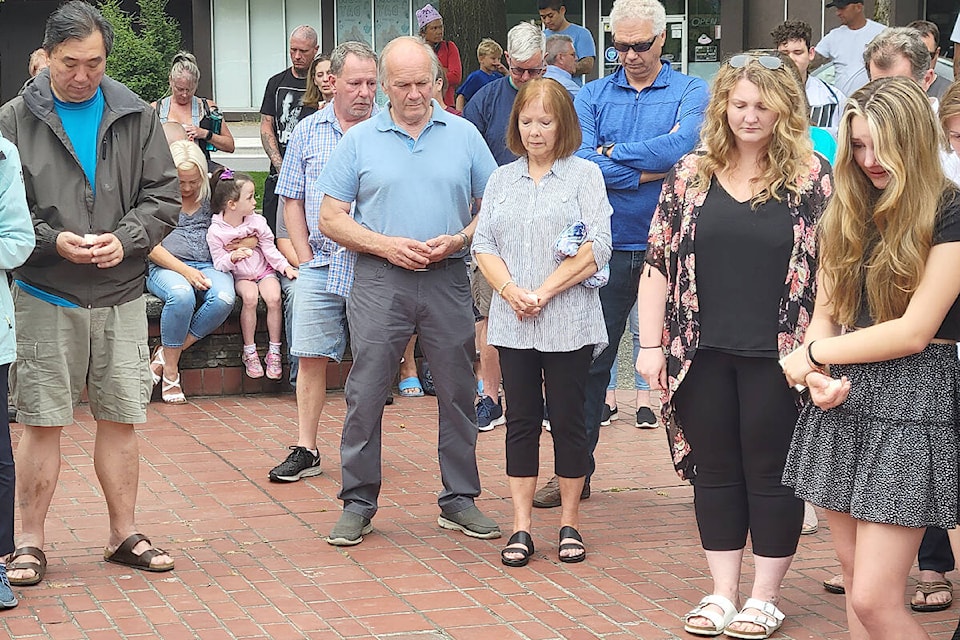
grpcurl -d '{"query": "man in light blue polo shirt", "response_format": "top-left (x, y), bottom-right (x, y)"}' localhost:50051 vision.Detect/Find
top-left (540, 0), bottom-right (597, 83)
top-left (317, 36), bottom-right (500, 547)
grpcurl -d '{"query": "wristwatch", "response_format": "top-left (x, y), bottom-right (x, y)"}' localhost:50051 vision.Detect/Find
top-left (601, 143), bottom-right (614, 156)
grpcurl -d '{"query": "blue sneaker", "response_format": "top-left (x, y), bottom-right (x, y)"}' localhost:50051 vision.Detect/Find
top-left (476, 395), bottom-right (505, 432)
top-left (0, 564), bottom-right (18, 609)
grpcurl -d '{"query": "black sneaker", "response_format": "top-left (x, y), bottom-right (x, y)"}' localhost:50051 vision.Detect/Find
top-left (476, 395), bottom-right (505, 432)
top-left (600, 403), bottom-right (618, 426)
top-left (635, 406), bottom-right (658, 429)
top-left (268, 446), bottom-right (322, 482)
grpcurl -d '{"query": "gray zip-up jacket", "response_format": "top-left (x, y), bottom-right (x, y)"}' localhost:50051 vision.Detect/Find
top-left (0, 71), bottom-right (179, 308)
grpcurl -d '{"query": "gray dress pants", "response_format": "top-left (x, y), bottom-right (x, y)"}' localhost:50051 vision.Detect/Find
top-left (339, 254), bottom-right (481, 519)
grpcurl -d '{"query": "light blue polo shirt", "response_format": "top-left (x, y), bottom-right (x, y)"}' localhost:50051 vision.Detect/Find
top-left (317, 100), bottom-right (496, 243)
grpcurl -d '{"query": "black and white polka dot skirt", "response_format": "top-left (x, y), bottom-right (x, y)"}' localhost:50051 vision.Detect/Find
top-left (782, 343), bottom-right (960, 529)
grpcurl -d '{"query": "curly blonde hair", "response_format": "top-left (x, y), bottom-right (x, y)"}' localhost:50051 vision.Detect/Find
top-left (692, 50), bottom-right (812, 209)
top-left (819, 76), bottom-right (951, 326)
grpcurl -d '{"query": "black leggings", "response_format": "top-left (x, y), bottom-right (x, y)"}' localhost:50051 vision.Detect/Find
top-left (497, 346), bottom-right (592, 478)
top-left (673, 349), bottom-right (802, 557)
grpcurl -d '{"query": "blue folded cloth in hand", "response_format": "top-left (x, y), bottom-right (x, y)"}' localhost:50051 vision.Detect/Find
top-left (554, 221), bottom-right (608, 288)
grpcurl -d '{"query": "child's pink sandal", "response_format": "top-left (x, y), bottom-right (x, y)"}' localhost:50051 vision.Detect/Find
top-left (265, 352), bottom-right (283, 380)
top-left (242, 351), bottom-right (264, 378)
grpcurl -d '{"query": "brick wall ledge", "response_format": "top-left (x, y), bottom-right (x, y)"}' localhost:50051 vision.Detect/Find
top-left (145, 293), bottom-right (352, 399)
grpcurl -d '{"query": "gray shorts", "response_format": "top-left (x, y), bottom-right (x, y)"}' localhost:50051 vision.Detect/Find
top-left (11, 287), bottom-right (152, 426)
top-left (470, 262), bottom-right (493, 318)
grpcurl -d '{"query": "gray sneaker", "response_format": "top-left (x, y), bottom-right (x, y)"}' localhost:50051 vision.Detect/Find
top-left (326, 511), bottom-right (373, 546)
top-left (437, 504), bottom-right (502, 539)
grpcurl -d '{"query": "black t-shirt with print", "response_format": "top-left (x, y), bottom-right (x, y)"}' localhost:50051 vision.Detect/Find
top-left (260, 67), bottom-right (307, 158)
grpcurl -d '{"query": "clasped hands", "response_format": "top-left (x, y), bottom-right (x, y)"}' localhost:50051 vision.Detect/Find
top-left (56, 231), bottom-right (124, 269)
top-left (501, 283), bottom-right (542, 320)
top-left (779, 345), bottom-right (851, 410)
top-left (384, 234), bottom-right (463, 271)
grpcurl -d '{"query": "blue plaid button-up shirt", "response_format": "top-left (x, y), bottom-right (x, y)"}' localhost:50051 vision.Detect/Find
top-left (276, 102), bottom-right (376, 297)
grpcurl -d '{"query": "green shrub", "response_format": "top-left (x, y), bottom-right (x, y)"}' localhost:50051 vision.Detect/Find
top-left (99, 0), bottom-right (182, 102)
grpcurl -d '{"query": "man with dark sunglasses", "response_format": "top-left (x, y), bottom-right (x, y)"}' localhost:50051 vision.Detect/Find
top-left (532, 0), bottom-right (708, 509)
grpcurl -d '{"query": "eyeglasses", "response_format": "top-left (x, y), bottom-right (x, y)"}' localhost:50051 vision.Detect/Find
top-left (612, 37), bottom-right (658, 54)
top-left (728, 54), bottom-right (784, 70)
top-left (509, 65), bottom-right (546, 78)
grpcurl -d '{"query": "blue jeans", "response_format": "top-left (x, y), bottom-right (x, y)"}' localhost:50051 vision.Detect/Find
top-left (146, 262), bottom-right (235, 347)
top-left (584, 250), bottom-right (646, 479)
top-left (607, 300), bottom-right (649, 391)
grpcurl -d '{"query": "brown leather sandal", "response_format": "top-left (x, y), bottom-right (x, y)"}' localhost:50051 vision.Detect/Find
top-left (911, 579), bottom-right (953, 612)
top-left (103, 533), bottom-right (174, 572)
top-left (6, 546), bottom-right (46, 586)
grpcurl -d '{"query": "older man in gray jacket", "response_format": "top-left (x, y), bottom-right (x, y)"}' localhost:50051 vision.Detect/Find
top-left (0, 1), bottom-right (179, 586)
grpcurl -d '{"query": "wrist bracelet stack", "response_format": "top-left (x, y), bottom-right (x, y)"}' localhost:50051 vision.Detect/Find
top-left (497, 280), bottom-right (513, 296)
top-left (806, 340), bottom-right (827, 372)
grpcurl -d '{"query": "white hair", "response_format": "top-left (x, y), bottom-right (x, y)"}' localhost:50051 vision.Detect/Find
top-left (507, 21), bottom-right (546, 62)
top-left (609, 0), bottom-right (667, 37)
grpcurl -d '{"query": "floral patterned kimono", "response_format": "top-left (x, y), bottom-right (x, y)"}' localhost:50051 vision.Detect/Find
top-left (645, 151), bottom-right (833, 480)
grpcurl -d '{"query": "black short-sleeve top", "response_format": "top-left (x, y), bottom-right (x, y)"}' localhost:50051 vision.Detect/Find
top-left (855, 189), bottom-right (960, 339)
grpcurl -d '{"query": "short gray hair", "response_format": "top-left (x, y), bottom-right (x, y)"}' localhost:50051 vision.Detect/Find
top-left (507, 22), bottom-right (546, 63)
top-left (609, 0), bottom-right (667, 38)
top-left (330, 41), bottom-right (378, 76)
top-left (43, 1), bottom-right (114, 56)
top-left (290, 25), bottom-right (319, 47)
top-left (863, 27), bottom-right (930, 84)
top-left (545, 34), bottom-right (574, 64)
top-left (379, 36), bottom-right (441, 87)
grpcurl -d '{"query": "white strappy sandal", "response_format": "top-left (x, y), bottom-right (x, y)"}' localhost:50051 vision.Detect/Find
top-left (149, 346), bottom-right (165, 387)
top-left (161, 374), bottom-right (186, 404)
top-left (683, 594), bottom-right (738, 636)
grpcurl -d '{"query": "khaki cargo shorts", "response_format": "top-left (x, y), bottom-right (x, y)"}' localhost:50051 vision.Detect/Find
top-left (11, 287), bottom-right (153, 426)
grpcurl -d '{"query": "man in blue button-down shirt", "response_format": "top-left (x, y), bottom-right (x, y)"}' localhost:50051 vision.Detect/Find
top-left (533, 0), bottom-right (708, 509)
top-left (267, 41), bottom-right (379, 485)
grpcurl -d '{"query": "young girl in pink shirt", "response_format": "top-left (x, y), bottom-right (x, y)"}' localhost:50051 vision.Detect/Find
top-left (207, 169), bottom-right (297, 379)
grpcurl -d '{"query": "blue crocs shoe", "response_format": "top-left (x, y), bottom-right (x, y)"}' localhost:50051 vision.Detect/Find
top-left (0, 564), bottom-right (19, 609)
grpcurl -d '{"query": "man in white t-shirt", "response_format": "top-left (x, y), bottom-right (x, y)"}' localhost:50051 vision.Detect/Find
top-left (773, 19), bottom-right (846, 135)
top-left (813, 0), bottom-right (886, 96)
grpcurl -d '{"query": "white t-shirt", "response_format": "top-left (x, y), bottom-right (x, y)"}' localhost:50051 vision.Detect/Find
top-left (815, 19), bottom-right (887, 96)
top-left (951, 13), bottom-right (960, 44)
top-left (943, 150), bottom-right (960, 188)
top-left (806, 75), bottom-right (846, 135)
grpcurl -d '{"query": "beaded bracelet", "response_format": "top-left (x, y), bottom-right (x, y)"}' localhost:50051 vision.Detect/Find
top-left (497, 280), bottom-right (514, 296)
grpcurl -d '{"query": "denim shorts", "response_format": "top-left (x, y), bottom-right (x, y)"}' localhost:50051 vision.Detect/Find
top-left (291, 265), bottom-right (348, 361)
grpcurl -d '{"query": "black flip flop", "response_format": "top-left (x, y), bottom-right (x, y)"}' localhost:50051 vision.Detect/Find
top-left (6, 546), bottom-right (46, 586)
top-left (558, 526), bottom-right (585, 563)
top-left (501, 531), bottom-right (534, 567)
top-left (104, 533), bottom-right (174, 572)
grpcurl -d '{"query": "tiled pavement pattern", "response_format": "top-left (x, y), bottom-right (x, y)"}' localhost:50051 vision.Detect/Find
top-left (1, 390), bottom-right (957, 639)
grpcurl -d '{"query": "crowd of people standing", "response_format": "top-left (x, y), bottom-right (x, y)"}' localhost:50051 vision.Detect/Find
top-left (2, 1), bottom-right (960, 639)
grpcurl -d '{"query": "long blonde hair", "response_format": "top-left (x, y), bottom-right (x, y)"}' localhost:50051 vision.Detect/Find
top-left (819, 76), bottom-right (950, 326)
top-left (692, 50), bottom-right (812, 208)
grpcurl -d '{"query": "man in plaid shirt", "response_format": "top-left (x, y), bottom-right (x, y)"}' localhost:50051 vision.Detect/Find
top-left (267, 41), bottom-right (379, 483)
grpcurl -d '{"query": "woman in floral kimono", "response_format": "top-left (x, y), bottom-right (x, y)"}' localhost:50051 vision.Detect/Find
top-left (636, 51), bottom-right (831, 639)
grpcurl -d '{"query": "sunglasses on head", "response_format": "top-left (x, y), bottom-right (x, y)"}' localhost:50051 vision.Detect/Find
top-left (612, 37), bottom-right (658, 54)
top-left (728, 54), bottom-right (784, 70)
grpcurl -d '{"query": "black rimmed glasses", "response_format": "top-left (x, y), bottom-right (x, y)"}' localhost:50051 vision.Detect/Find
top-left (728, 54), bottom-right (784, 70)
top-left (612, 37), bottom-right (658, 54)
top-left (509, 65), bottom-right (546, 78)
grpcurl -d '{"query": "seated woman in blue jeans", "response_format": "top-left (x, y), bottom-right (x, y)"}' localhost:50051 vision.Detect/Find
top-left (147, 140), bottom-right (235, 402)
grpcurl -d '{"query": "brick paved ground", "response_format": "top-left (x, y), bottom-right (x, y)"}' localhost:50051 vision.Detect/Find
top-left (0, 390), bottom-right (957, 639)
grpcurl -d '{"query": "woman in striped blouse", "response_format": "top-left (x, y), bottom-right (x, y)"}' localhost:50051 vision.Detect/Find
top-left (472, 78), bottom-right (612, 568)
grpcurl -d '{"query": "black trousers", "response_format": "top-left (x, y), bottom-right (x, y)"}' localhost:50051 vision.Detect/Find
top-left (673, 349), bottom-right (802, 557)
top-left (919, 527), bottom-right (955, 573)
top-left (498, 346), bottom-right (592, 478)
top-left (0, 364), bottom-right (13, 556)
